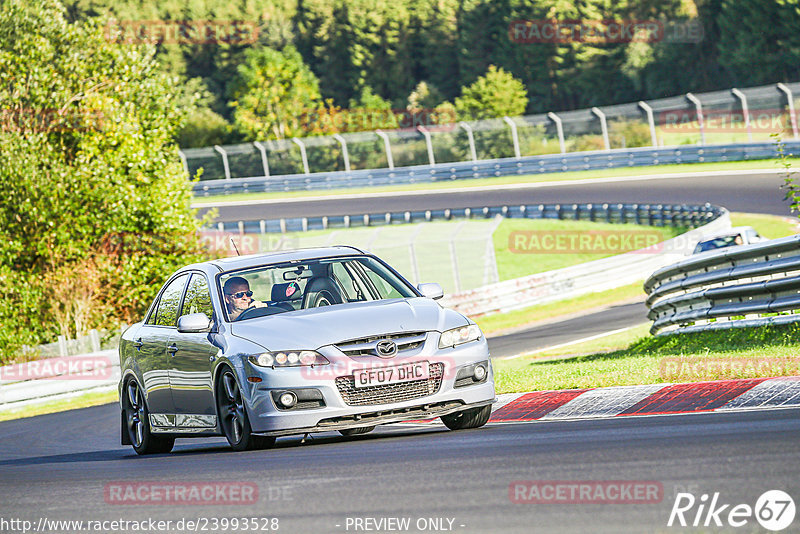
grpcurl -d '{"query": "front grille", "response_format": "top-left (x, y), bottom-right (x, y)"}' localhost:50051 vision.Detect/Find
top-left (335, 331), bottom-right (427, 357)
top-left (335, 362), bottom-right (444, 406)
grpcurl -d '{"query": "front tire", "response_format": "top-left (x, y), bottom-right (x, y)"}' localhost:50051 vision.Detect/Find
top-left (216, 367), bottom-right (276, 451)
top-left (123, 379), bottom-right (174, 455)
top-left (440, 405), bottom-right (491, 430)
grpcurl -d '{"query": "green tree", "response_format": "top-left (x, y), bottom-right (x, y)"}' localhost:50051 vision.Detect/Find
top-left (0, 0), bottom-right (208, 362)
top-left (454, 65), bottom-right (528, 120)
top-left (229, 45), bottom-right (323, 140)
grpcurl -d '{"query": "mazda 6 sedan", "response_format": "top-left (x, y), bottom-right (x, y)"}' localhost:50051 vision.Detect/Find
top-left (119, 246), bottom-right (495, 454)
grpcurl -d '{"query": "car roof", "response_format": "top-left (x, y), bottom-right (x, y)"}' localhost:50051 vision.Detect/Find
top-left (189, 245), bottom-right (367, 273)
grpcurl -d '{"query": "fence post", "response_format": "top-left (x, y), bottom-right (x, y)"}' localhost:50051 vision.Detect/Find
top-left (459, 121), bottom-right (478, 162)
top-left (777, 83), bottom-right (799, 140)
top-left (57, 335), bottom-right (68, 357)
top-left (638, 101), bottom-right (658, 147)
top-left (178, 149), bottom-right (189, 177)
top-left (503, 116), bottom-right (521, 158)
top-left (449, 221), bottom-right (466, 293)
top-left (291, 138), bottom-right (310, 175)
top-left (89, 329), bottom-right (101, 352)
top-left (375, 130), bottom-right (394, 169)
top-left (213, 145), bottom-right (231, 180)
top-left (591, 107), bottom-right (610, 151)
top-left (731, 88), bottom-right (752, 142)
top-left (547, 112), bottom-right (566, 153)
top-left (686, 93), bottom-right (705, 145)
top-left (417, 125), bottom-right (436, 166)
top-left (333, 134), bottom-right (351, 172)
top-left (253, 141), bottom-right (270, 177)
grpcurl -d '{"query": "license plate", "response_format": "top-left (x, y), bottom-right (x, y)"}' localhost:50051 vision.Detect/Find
top-left (353, 362), bottom-right (430, 388)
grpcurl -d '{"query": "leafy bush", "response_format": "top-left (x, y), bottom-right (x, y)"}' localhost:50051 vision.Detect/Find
top-left (0, 1), bottom-right (211, 364)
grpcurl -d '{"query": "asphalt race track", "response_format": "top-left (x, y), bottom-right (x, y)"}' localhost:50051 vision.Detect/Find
top-left (487, 301), bottom-right (648, 358)
top-left (1, 404), bottom-right (798, 533)
top-left (199, 170), bottom-right (792, 222)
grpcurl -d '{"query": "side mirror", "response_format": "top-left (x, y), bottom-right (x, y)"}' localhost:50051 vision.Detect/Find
top-left (177, 312), bottom-right (213, 333)
top-left (417, 283), bottom-right (444, 300)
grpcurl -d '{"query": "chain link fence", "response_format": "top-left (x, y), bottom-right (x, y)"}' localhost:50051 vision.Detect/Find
top-left (182, 82), bottom-right (800, 181)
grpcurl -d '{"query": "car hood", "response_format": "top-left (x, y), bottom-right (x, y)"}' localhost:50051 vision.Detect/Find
top-left (229, 298), bottom-right (468, 350)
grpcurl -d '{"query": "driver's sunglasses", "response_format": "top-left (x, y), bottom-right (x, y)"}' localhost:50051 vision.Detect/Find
top-left (227, 290), bottom-right (253, 299)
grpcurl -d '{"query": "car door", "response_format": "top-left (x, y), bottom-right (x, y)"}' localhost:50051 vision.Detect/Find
top-left (136, 273), bottom-right (189, 418)
top-left (168, 272), bottom-right (218, 425)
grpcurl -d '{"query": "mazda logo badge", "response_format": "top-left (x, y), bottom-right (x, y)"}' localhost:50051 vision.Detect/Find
top-left (376, 340), bottom-right (397, 357)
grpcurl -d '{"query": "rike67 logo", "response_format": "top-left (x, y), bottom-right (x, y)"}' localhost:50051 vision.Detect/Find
top-left (668, 490), bottom-right (795, 531)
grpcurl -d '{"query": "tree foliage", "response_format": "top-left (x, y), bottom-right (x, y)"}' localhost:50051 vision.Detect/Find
top-left (63, 0), bottom-right (800, 146)
top-left (229, 45), bottom-right (323, 140)
top-left (0, 0), bottom-right (209, 362)
top-left (455, 65), bottom-right (528, 120)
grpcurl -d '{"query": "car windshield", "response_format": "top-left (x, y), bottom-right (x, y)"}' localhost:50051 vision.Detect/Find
top-left (219, 255), bottom-right (416, 321)
top-left (693, 235), bottom-right (741, 253)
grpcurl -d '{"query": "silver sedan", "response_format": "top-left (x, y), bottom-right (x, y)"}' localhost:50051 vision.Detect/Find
top-left (119, 246), bottom-right (495, 454)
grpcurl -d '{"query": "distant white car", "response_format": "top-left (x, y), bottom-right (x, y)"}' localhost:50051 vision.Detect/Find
top-left (693, 226), bottom-right (767, 254)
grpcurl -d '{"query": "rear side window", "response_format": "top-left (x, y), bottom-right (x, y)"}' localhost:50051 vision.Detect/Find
top-left (181, 273), bottom-right (214, 319)
top-left (152, 274), bottom-right (189, 327)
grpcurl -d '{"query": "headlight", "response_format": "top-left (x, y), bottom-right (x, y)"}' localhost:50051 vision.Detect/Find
top-left (249, 350), bottom-right (329, 368)
top-left (439, 324), bottom-right (482, 348)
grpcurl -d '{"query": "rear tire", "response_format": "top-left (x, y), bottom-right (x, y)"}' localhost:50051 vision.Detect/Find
top-left (123, 379), bottom-right (175, 455)
top-left (338, 426), bottom-right (375, 436)
top-left (217, 367), bottom-right (276, 451)
top-left (440, 405), bottom-right (491, 430)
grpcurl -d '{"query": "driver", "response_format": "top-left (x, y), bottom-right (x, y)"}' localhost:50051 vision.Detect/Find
top-left (223, 276), bottom-right (267, 320)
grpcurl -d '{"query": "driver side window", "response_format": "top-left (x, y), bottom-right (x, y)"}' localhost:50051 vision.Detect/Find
top-left (180, 273), bottom-right (213, 319)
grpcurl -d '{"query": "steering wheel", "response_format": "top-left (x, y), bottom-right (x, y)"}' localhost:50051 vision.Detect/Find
top-left (234, 305), bottom-right (283, 321)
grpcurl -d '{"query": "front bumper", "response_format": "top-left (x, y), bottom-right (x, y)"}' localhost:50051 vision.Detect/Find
top-left (242, 336), bottom-right (495, 435)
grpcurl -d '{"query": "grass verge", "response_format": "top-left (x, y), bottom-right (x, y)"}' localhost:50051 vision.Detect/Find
top-left (0, 389), bottom-right (117, 422)
top-left (192, 158), bottom-right (798, 205)
top-left (729, 212), bottom-right (798, 239)
top-left (493, 323), bottom-right (800, 394)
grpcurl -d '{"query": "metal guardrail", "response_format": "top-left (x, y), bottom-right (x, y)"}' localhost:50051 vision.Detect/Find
top-left (194, 140), bottom-right (800, 197)
top-left (441, 204), bottom-right (730, 317)
top-left (645, 234), bottom-right (800, 335)
top-left (209, 202), bottom-right (728, 234)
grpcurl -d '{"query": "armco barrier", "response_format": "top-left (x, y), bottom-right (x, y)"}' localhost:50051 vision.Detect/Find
top-left (194, 141), bottom-right (800, 197)
top-left (645, 234), bottom-right (800, 335)
top-left (210, 202), bottom-right (727, 234)
top-left (440, 206), bottom-right (730, 317)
